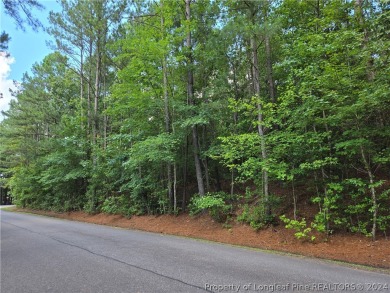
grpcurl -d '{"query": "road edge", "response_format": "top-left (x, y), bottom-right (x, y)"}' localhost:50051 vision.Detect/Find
top-left (3, 207), bottom-right (390, 276)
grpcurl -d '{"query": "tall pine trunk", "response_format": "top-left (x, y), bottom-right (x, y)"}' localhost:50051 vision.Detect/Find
top-left (265, 35), bottom-right (275, 103)
top-left (185, 0), bottom-right (205, 196)
top-left (160, 3), bottom-right (175, 211)
top-left (249, 7), bottom-right (270, 217)
top-left (80, 34), bottom-right (84, 128)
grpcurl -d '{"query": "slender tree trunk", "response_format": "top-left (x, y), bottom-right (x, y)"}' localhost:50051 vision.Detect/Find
top-left (355, 0), bottom-right (366, 36)
top-left (354, 1), bottom-right (377, 240)
top-left (264, 1), bottom-right (275, 102)
top-left (265, 34), bottom-right (275, 103)
top-left (93, 45), bottom-right (100, 145)
top-left (321, 168), bottom-right (331, 235)
top-left (202, 157), bottom-right (210, 192)
top-left (230, 169), bottom-right (234, 196)
top-left (192, 127), bottom-right (205, 196)
top-left (173, 163), bottom-right (177, 212)
top-left (80, 39), bottom-right (84, 127)
top-left (231, 61), bottom-right (239, 126)
top-left (185, 0), bottom-right (205, 196)
top-left (91, 4), bottom-right (103, 211)
top-left (360, 145), bottom-right (378, 241)
top-left (103, 97), bottom-right (108, 149)
top-left (250, 34), bottom-right (270, 216)
top-left (87, 38), bottom-right (93, 138)
top-left (162, 57), bottom-right (170, 134)
top-left (160, 5), bottom-right (170, 135)
top-left (292, 177), bottom-right (297, 220)
top-left (355, 0), bottom-right (374, 81)
top-left (91, 43), bottom-right (99, 210)
top-left (161, 4), bottom-right (174, 211)
top-left (182, 138), bottom-right (188, 210)
top-left (201, 126), bottom-right (210, 192)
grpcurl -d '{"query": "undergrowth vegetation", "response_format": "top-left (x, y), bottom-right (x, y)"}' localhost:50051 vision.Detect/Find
top-left (1, 0), bottom-right (389, 241)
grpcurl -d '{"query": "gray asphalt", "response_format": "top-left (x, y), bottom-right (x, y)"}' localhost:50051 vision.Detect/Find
top-left (1, 211), bottom-right (389, 293)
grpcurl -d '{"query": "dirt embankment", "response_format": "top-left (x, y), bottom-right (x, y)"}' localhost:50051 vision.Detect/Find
top-left (11, 207), bottom-right (390, 270)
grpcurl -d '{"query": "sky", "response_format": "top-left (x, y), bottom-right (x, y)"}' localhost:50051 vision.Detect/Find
top-left (0, 0), bottom-right (61, 120)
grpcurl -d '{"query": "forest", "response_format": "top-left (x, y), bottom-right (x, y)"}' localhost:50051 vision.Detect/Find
top-left (0, 0), bottom-right (389, 241)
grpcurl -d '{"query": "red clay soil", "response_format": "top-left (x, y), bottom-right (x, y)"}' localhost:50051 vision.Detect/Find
top-left (14, 208), bottom-right (390, 270)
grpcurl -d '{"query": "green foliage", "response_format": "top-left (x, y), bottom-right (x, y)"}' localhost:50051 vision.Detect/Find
top-left (377, 189), bottom-right (390, 236)
top-left (280, 215), bottom-right (316, 242)
top-left (237, 197), bottom-right (280, 231)
top-left (101, 197), bottom-right (121, 215)
top-left (2, 0), bottom-right (44, 31)
top-left (309, 179), bottom-right (390, 238)
top-left (38, 136), bottom-right (88, 211)
top-left (237, 204), bottom-right (266, 231)
top-left (217, 134), bottom-right (263, 181)
top-left (117, 133), bottom-right (180, 215)
top-left (100, 195), bottom-right (141, 218)
top-left (189, 192), bottom-right (233, 223)
top-left (8, 164), bottom-right (45, 209)
top-left (311, 182), bottom-right (343, 235)
top-left (0, 0), bottom-right (389, 239)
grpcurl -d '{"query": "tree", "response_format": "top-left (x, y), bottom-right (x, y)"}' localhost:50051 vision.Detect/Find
top-left (0, 31), bottom-right (10, 51)
top-left (274, 0), bottom-right (390, 239)
top-left (2, 0), bottom-right (44, 31)
top-left (217, 0), bottom-right (277, 219)
top-left (1, 0), bottom-right (44, 52)
top-left (1, 0), bottom-right (388, 238)
top-left (48, 0), bottom-right (128, 211)
top-left (185, 0), bottom-right (205, 196)
top-left (0, 52), bottom-right (85, 210)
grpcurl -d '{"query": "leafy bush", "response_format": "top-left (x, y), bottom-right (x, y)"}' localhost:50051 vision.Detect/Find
top-left (189, 192), bottom-right (233, 223)
top-left (100, 195), bottom-right (144, 218)
top-left (8, 164), bottom-right (46, 209)
top-left (237, 192), bottom-right (279, 230)
top-left (237, 204), bottom-right (267, 230)
top-left (238, 207), bottom-right (276, 230)
top-left (280, 215), bottom-right (316, 242)
top-left (101, 196), bottom-right (123, 215)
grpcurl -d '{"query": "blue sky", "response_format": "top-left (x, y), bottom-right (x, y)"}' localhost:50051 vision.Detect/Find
top-left (2, 0), bottom-right (61, 80)
top-left (0, 0), bottom-right (61, 118)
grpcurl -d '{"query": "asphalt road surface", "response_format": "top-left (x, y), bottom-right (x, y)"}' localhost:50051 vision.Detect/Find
top-left (1, 211), bottom-right (389, 293)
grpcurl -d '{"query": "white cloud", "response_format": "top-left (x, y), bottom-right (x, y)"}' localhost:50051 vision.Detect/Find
top-left (0, 52), bottom-right (17, 120)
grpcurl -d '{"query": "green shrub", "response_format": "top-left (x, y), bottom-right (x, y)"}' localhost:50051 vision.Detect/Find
top-left (280, 215), bottom-right (316, 242)
top-left (237, 204), bottom-right (264, 230)
top-left (101, 196), bottom-right (122, 215)
top-left (189, 192), bottom-right (233, 223)
top-left (237, 201), bottom-right (277, 231)
top-left (99, 195), bottom-right (136, 217)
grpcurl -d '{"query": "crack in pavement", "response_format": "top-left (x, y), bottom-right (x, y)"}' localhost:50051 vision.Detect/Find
top-left (2, 220), bottom-right (211, 292)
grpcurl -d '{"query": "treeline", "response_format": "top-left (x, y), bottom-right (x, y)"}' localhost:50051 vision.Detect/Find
top-left (1, 0), bottom-right (389, 240)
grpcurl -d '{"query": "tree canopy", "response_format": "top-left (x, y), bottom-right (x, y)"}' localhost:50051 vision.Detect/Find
top-left (1, 0), bottom-right (389, 240)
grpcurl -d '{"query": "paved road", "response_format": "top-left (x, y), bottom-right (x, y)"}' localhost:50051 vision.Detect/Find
top-left (0, 205), bottom-right (16, 209)
top-left (1, 211), bottom-right (389, 293)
